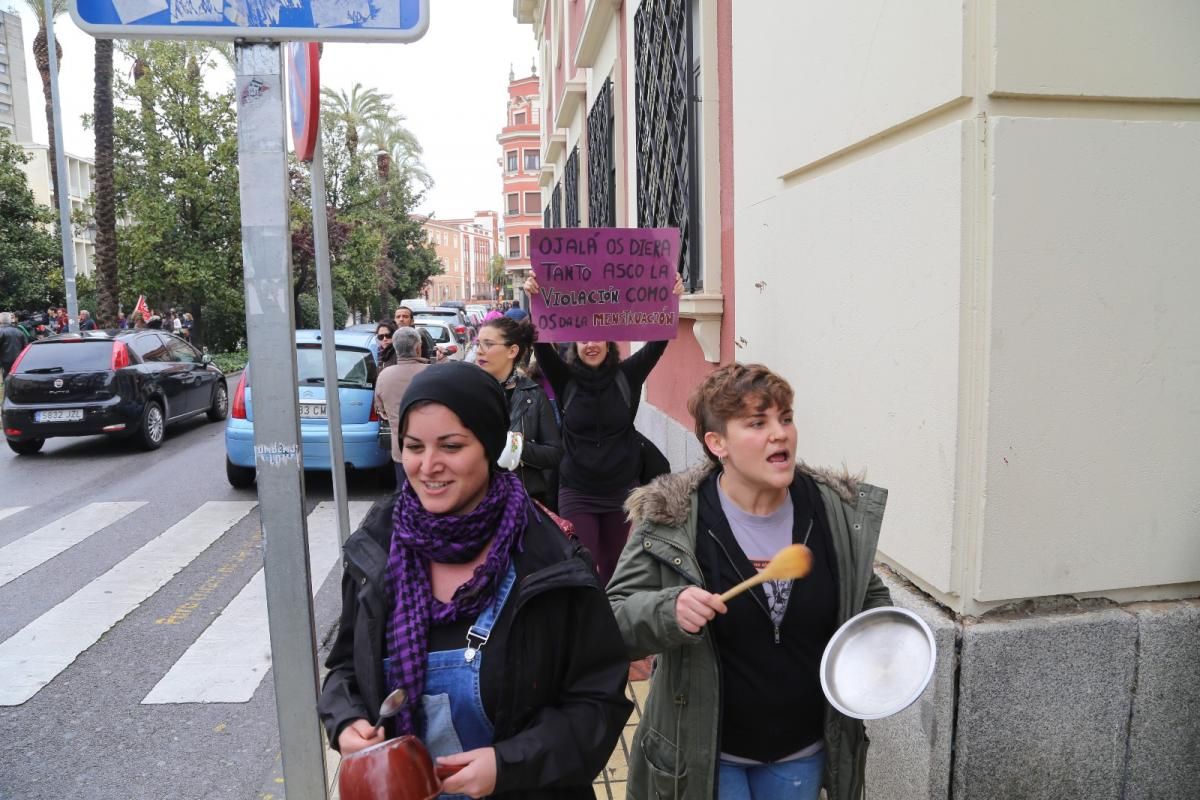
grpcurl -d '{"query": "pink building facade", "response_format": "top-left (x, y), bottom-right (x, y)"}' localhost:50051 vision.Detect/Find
top-left (497, 71), bottom-right (543, 292)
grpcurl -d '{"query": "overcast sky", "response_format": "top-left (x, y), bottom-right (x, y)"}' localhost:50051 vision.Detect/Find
top-left (8, 1), bottom-right (537, 218)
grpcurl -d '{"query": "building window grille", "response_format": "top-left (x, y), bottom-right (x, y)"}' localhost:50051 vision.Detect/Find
top-left (634, 0), bottom-right (701, 291)
top-left (524, 150), bottom-right (541, 171)
top-left (551, 182), bottom-right (562, 228)
top-left (506, 150), bottom-right (518, 173)
top-left (587, 78), bottom-right (616, 228)
top-left (544, 204), bottom-right (552, 229)
top-left (563, 147), bottom-right (581, 228)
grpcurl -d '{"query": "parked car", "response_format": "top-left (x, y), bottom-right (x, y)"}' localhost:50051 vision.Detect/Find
top-left (2, 330), bottom-right (228, 454)
top-left (415, 320), bottom-right (466, 361)
top-left (223, 329), bottom-right (390, 487)
top-left (417, 306), bottom-right (475, 341)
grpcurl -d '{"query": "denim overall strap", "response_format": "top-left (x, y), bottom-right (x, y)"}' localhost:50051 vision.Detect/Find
top-left (419, 564), bottom-right (519, 765)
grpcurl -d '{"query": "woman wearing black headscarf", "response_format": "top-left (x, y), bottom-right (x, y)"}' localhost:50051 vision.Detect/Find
top-left (318, 362), bottom-right (631, 799)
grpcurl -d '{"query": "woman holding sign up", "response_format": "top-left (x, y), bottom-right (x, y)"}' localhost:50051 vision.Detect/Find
top-left (523, 271), bottom-right (683, 586)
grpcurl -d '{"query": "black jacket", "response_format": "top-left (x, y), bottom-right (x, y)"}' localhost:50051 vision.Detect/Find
top-left (507, 374), bottom-right (563, 508)
top-left (318, 493), bottom-right (633, 799)
top-left (533, 340), bottom-right (667, 495)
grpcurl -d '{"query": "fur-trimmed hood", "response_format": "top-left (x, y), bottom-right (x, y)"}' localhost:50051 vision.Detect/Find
top-left (624, 460), bottom-right (866, 527)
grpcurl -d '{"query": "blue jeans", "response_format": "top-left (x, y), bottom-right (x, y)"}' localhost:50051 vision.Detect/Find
top-left (717, 750), bottom-right (826, 800)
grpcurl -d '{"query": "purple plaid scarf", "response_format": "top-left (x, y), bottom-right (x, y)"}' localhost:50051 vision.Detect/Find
top-left (384, 470), bottom-right (528, 736)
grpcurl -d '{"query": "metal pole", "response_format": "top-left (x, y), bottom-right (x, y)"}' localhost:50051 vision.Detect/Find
top-left (234, 42), bottom-right (328, 800)
top-left (310, 135), bottom-right (351, 546)
top-left (43, 0), bottom-right (79, 333)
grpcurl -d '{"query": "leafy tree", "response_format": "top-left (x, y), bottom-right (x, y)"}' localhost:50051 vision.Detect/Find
top-left (112, 41), bottom-right (243, 351)
top-left (489, 254), bottom-right (507, 300)
top-left (23, 0), bottom-right (67, 212)
top-left (320, 83), bottom-right (390, 161)
top-left (0, 128), bottom-right (61, 311)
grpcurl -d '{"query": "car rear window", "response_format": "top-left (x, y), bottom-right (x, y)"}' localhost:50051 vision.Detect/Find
top-left (417, 324), bottom-right (451, 343)
top-left (15, 340), bottom-right (115, 373)
top-left (295, 345), bottom-right (377, 387)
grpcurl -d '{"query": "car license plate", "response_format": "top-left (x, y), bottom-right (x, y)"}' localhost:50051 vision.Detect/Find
top-left (299, 403), bottom-right (327, 418)
top-left (35, 409), bottom-right (84, 423)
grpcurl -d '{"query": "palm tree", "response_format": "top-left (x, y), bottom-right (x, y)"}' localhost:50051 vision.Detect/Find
top-left (320, 83), bottom-right (391, 160)
top-left (93, 38), bottom-right (117, 326)
top-left (363, 117), bottom-right (432, 188)
top-left (24, 0), bottom-right (68, 209)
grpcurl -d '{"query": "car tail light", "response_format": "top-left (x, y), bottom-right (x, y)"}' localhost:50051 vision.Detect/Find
top-left (369, 402), bottom-right (379, 422)
top-left (455, 325), bottom-right (466, 334)
top-left (231, 372), bottom-right (248, 419)
top-left (4, 427), bottom-right (22, 437)
top-left (111, 342), bottom-right (131, 370)
top-left (8, 344), bottom-right (31, 374)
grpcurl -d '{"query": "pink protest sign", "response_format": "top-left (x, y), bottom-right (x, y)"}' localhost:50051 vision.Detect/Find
top-left (530, 227), bottom-right (681, 343)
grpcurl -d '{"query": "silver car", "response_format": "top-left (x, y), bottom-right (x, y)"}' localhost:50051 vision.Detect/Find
top-left (415, 319), bottom-right (466, 361)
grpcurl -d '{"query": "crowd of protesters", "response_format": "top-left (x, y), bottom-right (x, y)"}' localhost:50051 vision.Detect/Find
top-left (315, 279), bottom-right (890, 800)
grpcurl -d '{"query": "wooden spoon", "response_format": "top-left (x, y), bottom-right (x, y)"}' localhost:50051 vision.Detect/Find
top-left (719, 544), bottom-right (813, 603)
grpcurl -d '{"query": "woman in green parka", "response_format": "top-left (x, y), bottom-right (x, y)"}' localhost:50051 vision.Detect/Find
top-left (607, 363), bottom-right (892, 800)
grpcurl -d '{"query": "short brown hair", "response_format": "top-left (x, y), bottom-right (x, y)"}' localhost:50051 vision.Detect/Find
top-left (687, 363), bottom-right (794, 464)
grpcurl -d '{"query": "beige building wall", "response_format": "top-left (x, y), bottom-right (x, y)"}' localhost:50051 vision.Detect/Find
top-left (18, 144), bottom-right (97, 276)
top-left (732, 0), bottom-right (1200, 614)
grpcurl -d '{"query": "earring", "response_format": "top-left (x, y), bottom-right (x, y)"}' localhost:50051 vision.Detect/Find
top-left (719, 455), bottom-right (727, 465)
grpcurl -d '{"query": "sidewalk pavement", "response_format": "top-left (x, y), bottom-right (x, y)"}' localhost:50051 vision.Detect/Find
top-left (325, 659), bottom-right (654, 800)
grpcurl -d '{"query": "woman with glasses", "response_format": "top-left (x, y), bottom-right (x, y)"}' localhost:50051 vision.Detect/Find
top-left (474, 317), bottom-right (563, 511)
top-left (375, 320), bottom-right (398, 370)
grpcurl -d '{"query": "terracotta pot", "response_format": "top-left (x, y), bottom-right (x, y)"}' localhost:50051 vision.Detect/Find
top-left (338, 735), bottom-right (453, 800)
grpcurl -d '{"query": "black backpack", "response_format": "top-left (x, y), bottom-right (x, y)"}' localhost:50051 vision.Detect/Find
top-left (560, 372), bottom-right (672, 485)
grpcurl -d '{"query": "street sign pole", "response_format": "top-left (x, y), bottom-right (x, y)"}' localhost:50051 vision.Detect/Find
top-left (234, 42), bottom-right (327, 800)
top-left (309, 134), bottom-right (352, 546)
top-left (288, 41), bottom-right (351, 547)
top-left (43, 0), bottom-right (79, 332)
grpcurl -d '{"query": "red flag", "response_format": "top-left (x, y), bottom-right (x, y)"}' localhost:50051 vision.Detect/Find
top-left (133, 295), bottom-right (150, 322)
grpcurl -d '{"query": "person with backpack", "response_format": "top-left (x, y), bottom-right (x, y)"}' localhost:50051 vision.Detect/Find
top-left (522, 274), bottom-right (682, 585)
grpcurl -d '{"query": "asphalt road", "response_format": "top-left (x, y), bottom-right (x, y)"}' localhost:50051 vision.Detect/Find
top-left (0, 402), bottom-right (391, 800)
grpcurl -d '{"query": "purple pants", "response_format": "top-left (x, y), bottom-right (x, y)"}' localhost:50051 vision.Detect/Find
top-left (558, 484), bottom-right (636, 587)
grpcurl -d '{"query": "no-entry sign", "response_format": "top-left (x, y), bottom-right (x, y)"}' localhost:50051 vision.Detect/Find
top-left (288, 42), bottom-right (320, 163)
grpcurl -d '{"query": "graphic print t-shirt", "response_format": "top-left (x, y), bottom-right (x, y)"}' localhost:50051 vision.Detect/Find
top-left (716, 480), bottom-right (795, 626)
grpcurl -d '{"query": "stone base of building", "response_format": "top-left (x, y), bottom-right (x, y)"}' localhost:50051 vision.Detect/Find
top-left (636, 402), bottom-right (1200, 800)
top-left (866, 573), bottom-right (1200, 800)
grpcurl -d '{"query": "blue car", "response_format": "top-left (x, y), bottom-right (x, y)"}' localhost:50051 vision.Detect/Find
top-left (224, 329), bottom-right (390, 487)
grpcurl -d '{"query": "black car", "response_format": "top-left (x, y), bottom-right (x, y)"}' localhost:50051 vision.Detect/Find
top-left (2, 330), bottom-right (228, 454)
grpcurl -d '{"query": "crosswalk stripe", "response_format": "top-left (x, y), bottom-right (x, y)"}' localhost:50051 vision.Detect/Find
top-left (0, 502), bottom-right (148, 590)
top-left (142, 500), bottom-right (372, 704)
top-left (0, 501), bottom-right (257, 706)
top-left (0, 507), bottom-right (30, 524)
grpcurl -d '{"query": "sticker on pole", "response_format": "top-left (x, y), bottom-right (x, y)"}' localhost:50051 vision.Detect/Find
top-left (288, 42), bottom-right (320, 163)
top-left (530, 228), bottom-right (681, 343)
top-left (69, 0), bottom-right (429, 42)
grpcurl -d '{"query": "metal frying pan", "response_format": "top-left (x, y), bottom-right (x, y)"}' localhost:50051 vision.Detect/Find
top-left (820, 606), bottom-right (936, 720)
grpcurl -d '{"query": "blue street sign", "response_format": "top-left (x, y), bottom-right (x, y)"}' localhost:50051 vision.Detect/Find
top-left (69, 0), bottom-right (428, 42)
